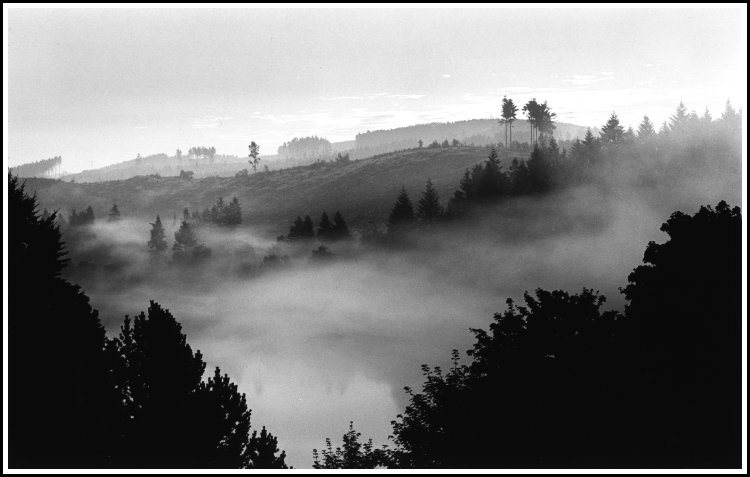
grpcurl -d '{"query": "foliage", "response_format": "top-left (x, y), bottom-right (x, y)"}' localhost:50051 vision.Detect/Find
top-left (313, 422), bottom-right (393, 469)
top-left (69, 205), bottom-right (96, 227)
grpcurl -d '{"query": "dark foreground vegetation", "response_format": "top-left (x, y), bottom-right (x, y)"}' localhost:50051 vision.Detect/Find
top-left (315, 200), bottom-right (742, 469)
top-left (8, 175), bottom-right (288, 469)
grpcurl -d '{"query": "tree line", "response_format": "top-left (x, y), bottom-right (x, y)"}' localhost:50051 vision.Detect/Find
top-left (380, 99), bottom-right (742, 238)
top-left (10, 155), bottom-right (63, 178)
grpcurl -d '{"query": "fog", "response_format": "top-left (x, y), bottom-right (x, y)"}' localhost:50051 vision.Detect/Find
top-left (52, 157), bottom-right (742, 469)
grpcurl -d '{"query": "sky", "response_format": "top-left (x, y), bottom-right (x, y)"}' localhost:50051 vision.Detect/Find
top-left (7, 6), bottom-right (746, 173)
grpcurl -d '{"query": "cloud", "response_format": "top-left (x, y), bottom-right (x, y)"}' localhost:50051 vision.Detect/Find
top-left (442, 74), bottom-right (451, 78)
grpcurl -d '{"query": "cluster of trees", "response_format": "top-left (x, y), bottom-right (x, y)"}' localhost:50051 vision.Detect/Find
top-left (191, 197), bottom-right (242, 227)
top-left (386, 179), bottom-right (444, 235)
top-left (147, 214), bottom-right (211, 262)
top-left (382, 100), bottom-right (742, 234)
top-left (317, 200), bottom-right (742, 468)
top-left (69, 206), bottom-right (96, 227)
top-left (277, 136), bottom-right (333, 162)
top-left (9, 174), bottom-right (288, 468)
top-left (188, 146), bottom-right (217, 162)
top-left (420, 138), bottom-right (464, 148)
top-left (10, 155), bottom-right (63, 178)
top-left (286, 211), bottom-right (351, 241)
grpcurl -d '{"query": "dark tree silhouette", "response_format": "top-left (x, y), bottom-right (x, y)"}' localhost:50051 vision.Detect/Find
top-left (288, 215), bottom-right (315, 240)
top-left (111, 302), bottom-right (288, 468)
top-left (107, 204), bottom-right (121, 222)
top-left (500, 96), bottom-right (518, 149)
top-left (8, 174), bottom-right (118, 468)
top-left (387, 186), bottom-right (416, 234)
top-left (416, 178), bottom-right (444, 222)
top-left (622, 201), bottom-right (742, 467)
top-left (331, 211), bottom-right (351, 241)
top-left (313, 422), bottom-right (393, 469)
top-left (383, 201), bottom-right (742, 469)
top-left (247, 427), bottom-right (288, 469)
top-left (600, 112), bottom-right (625, 145)
top-left (318, 212), bottom-right (333, 240)
top-left (69, 205), bottom-right (95, 227)
top-left (148, 215), bottom-right (168, 254)
top-left (248, 141), bottom-right (261, 171)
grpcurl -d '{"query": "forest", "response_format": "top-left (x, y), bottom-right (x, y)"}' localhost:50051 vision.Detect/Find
top-left (8, 98), bottom-right (743, 469)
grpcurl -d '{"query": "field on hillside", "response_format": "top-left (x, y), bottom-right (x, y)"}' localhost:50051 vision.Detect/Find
top-left (26, 146), bottom-right (520, 237)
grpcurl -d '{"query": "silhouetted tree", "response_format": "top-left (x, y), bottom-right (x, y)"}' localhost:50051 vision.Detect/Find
top-left (331, 211), bottom-right (351, 241)
top-left (148, 215), bottom-right (168, 254)
top-left (416, 179), bottom-right (443, 222)
top-left (318, 212), bottom-right (333, 240)
top-left (500, 96), bottom-right (518, 148)
top-left (387, 186), bottom-right (415, 234)
top-left (108, 204), bottom-right (121, 222)
top-left (288, 215), bottom-right (315, 240)
top-left (9, 174), bottom-right (118, 467)
top-left (314, 422), bottom-right (393, 469)
top-left (600, 112), bottom-right (625, 145)
top-left (248, 141), bottom-right (261, 171)
top-left (69, 205), bottom-right (95, 227)
top-left (247, 427), bottom-right (288, 469)
top-left (622, 201), bottom-right (742, 467)
top-left (111, 302), bottom-right (286, 468)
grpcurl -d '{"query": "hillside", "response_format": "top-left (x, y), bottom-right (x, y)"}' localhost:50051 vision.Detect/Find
top-left (25, 146), bottom-right (509, 238)
top-left (58, 119), bottom-right (592, 183)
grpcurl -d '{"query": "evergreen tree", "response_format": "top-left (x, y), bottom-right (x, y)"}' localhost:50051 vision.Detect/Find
top-left (500, 96), bottom-right (519, 149)
top-left (476, 148), bottom-right (508, 200)
top-left (108, 204), bottom-right (121, 222)
top-left (173, 220), bottom-right (198, 256)
top-left (600, 112), bottom-right (625, 144)
top-left (247, 427), bottom-right (288, 469)
top-left (416, 178), bottom-right (444, 222)
top-left (318, 212), bottom-right (333, 240)
top-left (669, 101), bottom-right (689, 132)
top-left (387, 186), bottom-right (415, 234)
top-left (331, 211), bottom-right (351, 241)
top-left (148, 215), bottom-right (168, 254)
top-left (637, 115), bottom-right (656, 141)
top-left (302, 215), bottom-right (315, 238)
top-left (9, 174), bottom-right (118, 467)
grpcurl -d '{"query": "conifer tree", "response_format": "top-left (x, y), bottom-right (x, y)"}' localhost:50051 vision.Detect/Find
top-left (637, 115), bottom-right (656, 141)
top-left (387, 186), bottom-right (415, 234)
top-left (173, 219), bottom-right (198, 255)
top-left (318, 212), bottom-right (333, 240)
top-left (600, 112), bottom-right (625, 144)
top-left (9, 174), bottom-right (117, 467)
top-left (148, 215), bottom-right (168, 254)
top-left (669, 101), bottom-right (689, 132)
top-left (247, 427), bottom-right (288, 469)
top-left (416, 178), bottom-right (444, 222)
top-left (331, 211), bottom-right (351, 241)
top-left (108, 204), bottom-right (121, 222)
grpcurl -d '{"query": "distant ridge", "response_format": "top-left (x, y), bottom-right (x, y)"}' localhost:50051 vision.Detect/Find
top-left (56, 118), bottom-right (592, 183)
